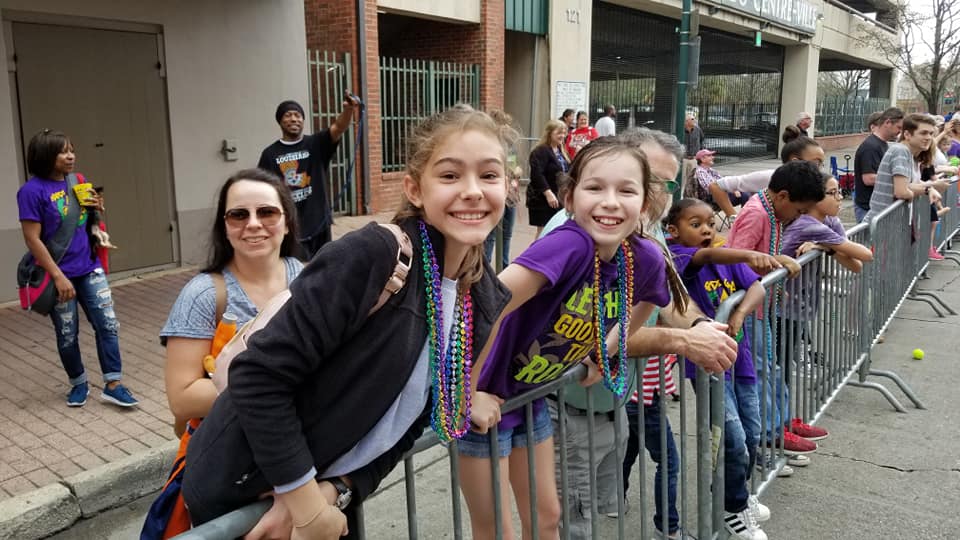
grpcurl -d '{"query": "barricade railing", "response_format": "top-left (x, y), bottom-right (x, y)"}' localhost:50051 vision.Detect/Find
top-left (935, 178), bottom-right (960, 264)
top-left (176, 196), bottom-right (959, 540)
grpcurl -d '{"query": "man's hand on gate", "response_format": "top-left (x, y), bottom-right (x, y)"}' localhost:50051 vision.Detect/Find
top-left (682, 321), bottom-right (736, 374)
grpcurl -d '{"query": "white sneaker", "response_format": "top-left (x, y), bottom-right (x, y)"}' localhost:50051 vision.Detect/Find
top-left (747, 495), bottom-right (771, 522)
top-left (788, 454), bottom-right (811, 467)
top-left (724, 509), bottom-right (768, 540)
top-left (757, 458), bottom-right (794, 477)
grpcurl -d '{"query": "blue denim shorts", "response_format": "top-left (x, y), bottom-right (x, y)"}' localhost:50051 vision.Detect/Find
top-left (457, 399), bottom-right (553, 458)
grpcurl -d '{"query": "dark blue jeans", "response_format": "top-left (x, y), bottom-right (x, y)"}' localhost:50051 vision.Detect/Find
top-left (483, 205), bottom-right (516, 270)
top-left (50, 268), bottom-right (123, 386)
top-left (723, 379), bottom-right (759, 513)
top-left (623, 397), bottom-right (679, 534)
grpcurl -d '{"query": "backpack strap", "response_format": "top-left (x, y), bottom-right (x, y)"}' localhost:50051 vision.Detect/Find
top-left (369, 223), bottom-right (412, 315)
top-left (211, 272), bottom-right (227, 325)
top-left (45, 173), bottom-right (82, 263)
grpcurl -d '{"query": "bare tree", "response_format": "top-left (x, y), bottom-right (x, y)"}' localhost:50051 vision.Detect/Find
top-left (818, 70), bottom-right (869, 99)
top-left (857, 0), bottom-right (960, 113)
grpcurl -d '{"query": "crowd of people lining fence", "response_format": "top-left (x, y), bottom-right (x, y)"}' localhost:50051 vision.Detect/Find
top-left (14, 95), bottom-right (958, 540)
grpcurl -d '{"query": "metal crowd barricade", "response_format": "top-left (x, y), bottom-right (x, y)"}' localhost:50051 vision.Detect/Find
top-left (935, 179), bottom-right (960, 264)
top-left (177, 196), bottom-right (960, 540)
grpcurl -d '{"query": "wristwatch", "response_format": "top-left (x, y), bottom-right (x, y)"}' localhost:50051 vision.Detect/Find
top-left (326, 477), bottom-right (353, 510)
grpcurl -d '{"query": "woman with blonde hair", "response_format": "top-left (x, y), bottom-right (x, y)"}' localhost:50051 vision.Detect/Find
top-left (527, 119), bottom-right (570, 236)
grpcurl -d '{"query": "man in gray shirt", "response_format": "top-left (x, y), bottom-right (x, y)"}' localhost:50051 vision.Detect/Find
top-left (864, 113), bottom-right (943, 223)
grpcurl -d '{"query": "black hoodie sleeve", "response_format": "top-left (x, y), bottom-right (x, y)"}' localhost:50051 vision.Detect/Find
top-left (227, 223), bottom-right (397, 487)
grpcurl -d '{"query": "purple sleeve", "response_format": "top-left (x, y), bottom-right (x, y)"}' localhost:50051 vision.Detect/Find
top-left (668, 243), bottom-right (699, 280)
top-left (824, 216), bottom-right (846, 237)
top-left (513, 224), bottom-right (593, 289)
top-left (17, 182), bottom-right (41, 222)
top-left (782, 216), bottom-right (846, 257)
top-left (632, 236), bottom-right (670, 308)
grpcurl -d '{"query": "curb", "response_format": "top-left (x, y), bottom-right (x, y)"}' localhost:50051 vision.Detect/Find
top-left (0, 440), bottom-right (177, 539)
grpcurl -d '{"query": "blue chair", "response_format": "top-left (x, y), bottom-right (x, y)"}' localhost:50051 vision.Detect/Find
top-left (830, 154), bottom-right (854, 197)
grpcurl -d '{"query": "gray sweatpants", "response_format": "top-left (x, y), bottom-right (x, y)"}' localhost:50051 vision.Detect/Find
top-left (548, 399), bottom-right (628, 540)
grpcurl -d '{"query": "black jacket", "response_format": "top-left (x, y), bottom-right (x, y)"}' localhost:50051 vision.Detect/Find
top-left (182, 219), bottom-right (511, 524)
top-left (527, 145), bottom-right (565, 210)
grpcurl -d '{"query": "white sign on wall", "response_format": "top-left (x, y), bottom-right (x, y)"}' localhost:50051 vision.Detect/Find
top-left (555, 81), bottom-right (587, 121)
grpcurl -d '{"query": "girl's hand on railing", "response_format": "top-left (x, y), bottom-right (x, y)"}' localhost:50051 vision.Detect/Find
top-left (773, 255), bottom-right (802, 278)
top-left (243, 497), bottom-right (292, 540)
top-left (745, 253), bottom-right (782, 275)
top-left (470, 391), bottom-right (505, 433)
top-left (578, 358), bottom-right (602, 388)
top-left (291, 504), bottom-right (347, 540)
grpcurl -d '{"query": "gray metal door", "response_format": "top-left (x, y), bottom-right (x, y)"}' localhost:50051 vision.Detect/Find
top-left (13, 22), bottom-right (175, 271)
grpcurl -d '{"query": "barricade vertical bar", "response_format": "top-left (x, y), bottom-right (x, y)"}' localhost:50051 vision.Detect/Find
top-left (637, 357), bottom-right (650, 540)
top-left (524, 402), bottom-right (539, 540)
top-left (612, 392), bottom-right (625, 540)
top-left (695, 369), bottom-right (712, 540)
top-left (489, 424), bottom-right (504, 540)
top-left (448, 444), bottom-right (464, 540)
top-left (584, 386), bottom-right (599, 540)
top-left (356, 504), bottom-right (367, 540)
top-left (677, 354), bottom-right (688, 537)
top-left (658, 357), bottom-right (669, 539)
top-left (557, 386), bottom-right (571, 540)
top-left (710, 373), bottom-right (724, 535)
top-left (404, 457), bottom-right (418, 539)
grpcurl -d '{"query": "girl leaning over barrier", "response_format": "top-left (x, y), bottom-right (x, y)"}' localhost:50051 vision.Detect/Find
top-left (180, 106), bottom-right (516, 539)
top-left (459, 135), bottom-right (682, 539)
top-left (141, 168), bottom-right (304, 539)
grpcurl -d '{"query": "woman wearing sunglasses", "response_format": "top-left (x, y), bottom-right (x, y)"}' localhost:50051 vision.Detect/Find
top-left (149, 169), bottom-right (304, 537)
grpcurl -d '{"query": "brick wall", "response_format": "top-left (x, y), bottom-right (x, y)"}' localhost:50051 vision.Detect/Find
top-left (817, 133), bottom-right (869, 153)
top-left (305, 0), bottom-right (504, 213)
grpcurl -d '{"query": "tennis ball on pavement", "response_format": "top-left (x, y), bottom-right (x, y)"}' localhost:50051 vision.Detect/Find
top-left (912, 348), bottom-right (924, 360)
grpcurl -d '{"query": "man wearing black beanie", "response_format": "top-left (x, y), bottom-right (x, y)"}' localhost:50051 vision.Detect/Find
top-left (258, 96), bottom-right (359, 257)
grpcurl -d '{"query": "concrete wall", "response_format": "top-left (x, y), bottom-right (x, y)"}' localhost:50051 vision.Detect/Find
top-left (0, 0), bottom-right (308, 299)
top-left (504, 31), bottom-right (550, 141)
top-left (377, 0), bottom-right (479, 23)
top-left (548, 0), bottom-right (592, 121)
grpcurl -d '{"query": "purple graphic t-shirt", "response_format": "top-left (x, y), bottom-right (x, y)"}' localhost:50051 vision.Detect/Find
top-left (479, 221), bottom-right (671, 429)
top-left (670, 243), bottom-right (759, 383)
top-left (781, 215), bottom-right (847, 321)
top-left (17, 175), bottom-right (99, 279)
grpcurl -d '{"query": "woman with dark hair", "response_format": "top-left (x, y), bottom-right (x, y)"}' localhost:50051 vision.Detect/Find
top-left (144, 169), bottom-right (304, 538)
top-left (161, 168), bottom-right (303, 431)
top-left (16, 129), bottom-right (137, 408)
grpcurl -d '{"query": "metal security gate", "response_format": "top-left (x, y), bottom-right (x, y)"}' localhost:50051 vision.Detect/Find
top-left (590, 2), bottom-right (784, 162)
top-left (380, 57), bottom-right (480, 172)
top-left (308, 50), bottom-right (356, 215)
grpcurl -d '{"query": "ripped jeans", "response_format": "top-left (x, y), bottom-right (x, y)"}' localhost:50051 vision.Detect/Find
top-left (50, 268), bottom-right (123, 386)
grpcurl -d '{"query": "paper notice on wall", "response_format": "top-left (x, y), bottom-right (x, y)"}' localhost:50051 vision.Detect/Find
top-left (555, 81), bottom-right (587, 120)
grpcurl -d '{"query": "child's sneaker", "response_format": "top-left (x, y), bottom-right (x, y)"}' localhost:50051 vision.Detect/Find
top-left (757, 458), bottom-right (794, 477)
top-left (724, 509), bottom-right (767, 540)
top-left (929, 247), bottom-right (945, 260)
top-left (790, 418), bottom-right (829, 441)
top-left (747, 495), bottom-right (770, 522)
top-left (101, 383), bottom-right (139, 408)
top-left (766, 432), bottom-right (817, 454)
top-left (787, 454), bottom-right (811, 467)
top-left (67, 383), bottom-right (88, 407)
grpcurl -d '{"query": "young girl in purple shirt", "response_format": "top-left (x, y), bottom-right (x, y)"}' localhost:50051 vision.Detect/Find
top-left (459, 136), bottom-right (684, 539)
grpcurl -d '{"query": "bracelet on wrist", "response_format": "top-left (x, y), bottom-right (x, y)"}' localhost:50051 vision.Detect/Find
top-left (690, 316), bottom-right (712, 328)
top-left (293, 504), bottom-right (329, 529)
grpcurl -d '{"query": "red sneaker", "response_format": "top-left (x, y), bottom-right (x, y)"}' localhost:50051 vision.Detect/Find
top-left (767, 431), bottom-right (817, 454)
top-left (790, 418), bottom-right (829, 441)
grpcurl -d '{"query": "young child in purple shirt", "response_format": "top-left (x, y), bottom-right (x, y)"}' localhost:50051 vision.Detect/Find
top-left (665, 198), bottom-right (781, 540)
top-left (459, 136), bottom-right (678, 540)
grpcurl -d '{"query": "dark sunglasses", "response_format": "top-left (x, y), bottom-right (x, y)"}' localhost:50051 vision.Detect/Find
top-left (224, 206), bottom-right (284, 226)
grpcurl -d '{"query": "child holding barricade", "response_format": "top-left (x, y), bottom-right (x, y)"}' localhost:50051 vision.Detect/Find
top-left (458, 135), bottom-right (677, 539)
top-left (780, 173), bottom-right (873, 399)
top-left (666, 198), bottom-right (783, 540)
top-left (725, 160), bottom-right (825, 469)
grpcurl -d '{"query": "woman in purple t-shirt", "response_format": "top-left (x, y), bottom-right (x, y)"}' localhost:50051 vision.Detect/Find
top-left (458, 136), bottom-right (681, 540)
top-left (16, 130), bottom-right (138, 408)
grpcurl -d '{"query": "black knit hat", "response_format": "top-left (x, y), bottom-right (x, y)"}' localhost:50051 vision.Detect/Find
top-left (275, 100), bottom-right (305, 124)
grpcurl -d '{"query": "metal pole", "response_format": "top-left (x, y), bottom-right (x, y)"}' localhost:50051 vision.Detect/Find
top-left (673, 0), bottom-right (693, 203)
top-left (356, 0), bottom-right (371, 214)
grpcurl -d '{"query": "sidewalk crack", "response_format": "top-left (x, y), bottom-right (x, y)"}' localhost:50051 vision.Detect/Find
top-left (819, 451), bottom-right (960, 474)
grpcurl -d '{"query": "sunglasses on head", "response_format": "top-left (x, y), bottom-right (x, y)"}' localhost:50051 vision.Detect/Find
top-left (224, 206), bottom-right (284, 226)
